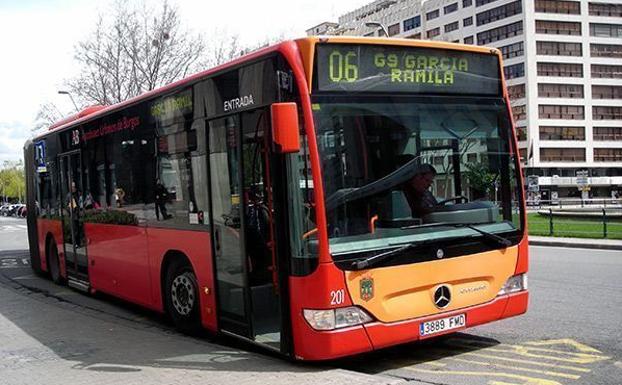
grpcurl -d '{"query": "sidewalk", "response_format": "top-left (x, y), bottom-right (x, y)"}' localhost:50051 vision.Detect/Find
top-left (529, 236), bottom-right (622, 250)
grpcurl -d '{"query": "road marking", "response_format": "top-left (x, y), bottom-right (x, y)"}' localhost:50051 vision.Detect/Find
top-left (445, 337), bottom-right (610, 364)
top-left (457, 351), bottom-right (591, 373)
top-left (397, 337), bottom-right (612, 385)
top-left (404, 366), bottom-right (563, 385)
top-left (524, 339), bottom-right (602, 354)
top-left (0, 258), bottom-right (30, 269)
top-left (443, 356), bottom-right (581, 380)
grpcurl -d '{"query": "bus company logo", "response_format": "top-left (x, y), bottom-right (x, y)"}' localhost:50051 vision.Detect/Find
top-left (223, 94), bottom-right (254, 112)
top-left (433, 285), bottom-right (451, 309)
top-left (436, 248), bottom-right (444, 259)
top-left (72, 129), bottom-right (80, 145)
top-left (360, 277), bottom-right (374, 301)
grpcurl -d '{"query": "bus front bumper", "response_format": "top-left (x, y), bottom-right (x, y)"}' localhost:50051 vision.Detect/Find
top-left (294, 291), bottom-right (528, 361)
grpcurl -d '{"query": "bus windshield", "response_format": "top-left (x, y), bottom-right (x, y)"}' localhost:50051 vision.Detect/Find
top-left (312, 95), bottom-right (523, 261)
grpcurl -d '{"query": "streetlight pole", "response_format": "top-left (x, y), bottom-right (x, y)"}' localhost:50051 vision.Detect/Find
top-left (365, 21), bottom-right (390, 37)
top-left (58, 90), bottom-right (79, 112)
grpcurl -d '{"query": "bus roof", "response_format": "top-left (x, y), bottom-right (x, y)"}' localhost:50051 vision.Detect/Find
top-left (37, 36), bottom-right (501, 140)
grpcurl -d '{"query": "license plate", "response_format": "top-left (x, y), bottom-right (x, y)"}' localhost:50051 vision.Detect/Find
top-left (419, 314), bottom-right (466, 337)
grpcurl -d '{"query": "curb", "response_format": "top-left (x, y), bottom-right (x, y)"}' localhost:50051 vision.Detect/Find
top-left (528, 240), bottom-right (622, 251)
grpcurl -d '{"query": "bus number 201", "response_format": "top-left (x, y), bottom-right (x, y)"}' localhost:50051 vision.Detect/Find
top-left (330, 289), bottom-right (345, 305)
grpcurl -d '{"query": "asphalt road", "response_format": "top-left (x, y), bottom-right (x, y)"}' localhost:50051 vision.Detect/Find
top-left (1, 215), bottom-right (621, 385)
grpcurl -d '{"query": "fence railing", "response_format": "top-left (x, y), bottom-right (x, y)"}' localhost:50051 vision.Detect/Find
top-left (527, 205), bottom-right (622, 239)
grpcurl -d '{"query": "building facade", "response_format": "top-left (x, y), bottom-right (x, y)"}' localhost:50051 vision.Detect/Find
top-left (307, 0), bottom-right (622, 200)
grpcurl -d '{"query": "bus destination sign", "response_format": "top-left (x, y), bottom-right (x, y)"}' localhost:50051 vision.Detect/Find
top-left (316, 44), bottom-right (501, 95)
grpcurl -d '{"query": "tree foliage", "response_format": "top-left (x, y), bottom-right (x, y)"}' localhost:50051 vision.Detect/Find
top-left (65, 0), bottom-right (225, 106)
top-left (0, 160), bottom-right (25, 202)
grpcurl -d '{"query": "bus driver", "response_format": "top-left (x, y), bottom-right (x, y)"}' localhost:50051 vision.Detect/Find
top-left (401, 163), bottom-right (438, 218)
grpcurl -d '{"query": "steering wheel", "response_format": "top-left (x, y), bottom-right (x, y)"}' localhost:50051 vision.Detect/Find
top-left (438, 195), bottom-right (469, 205)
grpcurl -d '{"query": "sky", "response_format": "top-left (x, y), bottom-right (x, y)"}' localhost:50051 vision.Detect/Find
top-left (0, 0), bottom-right (371, 164)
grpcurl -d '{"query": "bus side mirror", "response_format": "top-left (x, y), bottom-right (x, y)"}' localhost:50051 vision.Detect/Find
top-left (271, 103), bottom-right (300, 154)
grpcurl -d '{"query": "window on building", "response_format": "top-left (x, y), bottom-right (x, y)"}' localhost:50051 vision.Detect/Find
top-left (593, 106), bottom-right (622, 120)
top-left (476, 0), bottom-right (499, 6)
top-left (590, 23), bottom-right (622, 38)
top-left (594, 148), bottom-right (622, 162)
top-left (463, 16), bottom-right (473, 27)
top-left (504, 63), bottom-right (525, 79)
top-left (512, 104), bottom-right (527, 121)
top-left (477, 21), bottom-right (523, 44)
top-left (463, 0), bottom-right (473, 7)
top-left (536, 41), bottom-right (582, 56)
top-left (426, 9), bottom-right (440, 20)
top-left (589, 2), bottom-right (622, 17)
top-left (499, 41), bottom-right (524, 59)
top-left (535, 0), bottom-right (581, 14)
top-left (388, 23), bottom-right (401, 36)
top-left (591, 44), bottom-right (622, 58)
top-left (540, 148), bottom-right (585, 161)
top-left (403, 15), bottom-right (421, 31)
top-left (591, 64), bottom-right (622, 78)
top-left (539, 126), bottom-right (585, 140)
top-left (464, 35), bottom-right (474, 44)
top-left (427, 27), bottom-right (441, 38)
top-left (444, 2), bottom-right (459, 14)
top-left (516, 126), bottom-right (527, 141)
top-left (537, 62), bottom-right (583, 77)
top-left (508, 84), bottom-right (526, 99)
top-left (538, 105), bottom-right (585, 119)
top-left (476, 0), bottom-right (522, 26)
top-left (536, 20), bottom-right (582, 35)
top-left (538, 83), bottom-right (584, 98)
top-left (594, 127), bottom-right (622, 141)
top-left (406, 32), bottom-right (422, 39)
top-left (445, 21), bottom-right (459, 32)
top-left (592, 85), bottom-right (622, 99)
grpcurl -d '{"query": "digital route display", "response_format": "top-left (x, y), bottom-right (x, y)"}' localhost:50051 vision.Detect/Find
top-left (315, 44), bottom-right (501, 95)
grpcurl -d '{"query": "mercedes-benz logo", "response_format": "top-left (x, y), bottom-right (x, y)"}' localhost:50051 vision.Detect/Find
top-left (436, 249), bottom-right (444, 259)
top-left (434, 285), bottom-right (451, 309)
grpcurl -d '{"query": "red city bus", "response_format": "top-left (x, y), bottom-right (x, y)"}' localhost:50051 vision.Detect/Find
top-left (25, 36), bottom-right (528, 360)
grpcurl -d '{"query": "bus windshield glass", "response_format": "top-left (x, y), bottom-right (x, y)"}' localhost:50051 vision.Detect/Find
top-left (311, 95), bottom-right (523, 262)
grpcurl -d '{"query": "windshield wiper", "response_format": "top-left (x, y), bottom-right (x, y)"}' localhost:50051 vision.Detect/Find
top-left (401, 222), bottom-right (512, 248)
top-left (351, 243), bottom-right (416, 270)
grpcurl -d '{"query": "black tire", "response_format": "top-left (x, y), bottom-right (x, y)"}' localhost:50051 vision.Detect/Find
top-left (164, 259), bottom-right (202, 334)
top-left (48, 240), bottom-right (64, 285)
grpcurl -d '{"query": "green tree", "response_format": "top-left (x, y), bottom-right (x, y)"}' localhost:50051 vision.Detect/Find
top-left (464, 162), bottom-right (496, 200)
top-left (0, 160), bottom-right (25, 203)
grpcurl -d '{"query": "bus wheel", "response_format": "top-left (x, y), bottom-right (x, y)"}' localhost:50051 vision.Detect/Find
top-left (48, 241), bottom-right (64, 285)
top-left (165, 260), bottom-right (201, 334)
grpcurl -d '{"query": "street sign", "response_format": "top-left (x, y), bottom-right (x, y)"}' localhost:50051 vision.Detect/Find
top-left (527, 175), bottom-right (539, 192)
top-left (576, 170), bottom-right (589, 190)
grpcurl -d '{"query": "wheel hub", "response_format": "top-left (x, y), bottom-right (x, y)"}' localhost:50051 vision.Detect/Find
top-left (171, 273), bottom-right (195, 316)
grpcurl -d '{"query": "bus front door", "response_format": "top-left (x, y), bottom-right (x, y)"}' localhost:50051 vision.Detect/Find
top-left (208, 109), bottom-right (283, 351)
top-left (59, 152), bottom-right (89, 289)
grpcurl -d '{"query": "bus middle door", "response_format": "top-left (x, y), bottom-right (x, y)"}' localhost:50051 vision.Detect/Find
top-left (208, 108), bottom-right (282, 351)
top-left (59, 151), bottom-right (90, 289)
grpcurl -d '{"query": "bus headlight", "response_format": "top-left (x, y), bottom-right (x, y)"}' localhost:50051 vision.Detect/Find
top-left (303, 307), bottom-right (373, 331)
top-left (497, 273), bottom-right (528, 296)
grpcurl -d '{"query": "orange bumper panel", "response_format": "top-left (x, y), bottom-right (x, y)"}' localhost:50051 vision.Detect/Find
top-left (364, 291), bottom-right (528, 350)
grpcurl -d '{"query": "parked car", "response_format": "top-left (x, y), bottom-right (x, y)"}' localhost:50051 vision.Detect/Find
top-left (0, 204), bottom-right (11, 216)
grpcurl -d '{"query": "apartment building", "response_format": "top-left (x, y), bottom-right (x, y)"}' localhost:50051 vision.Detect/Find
top-left (306, 0), bottom-right (622, 199)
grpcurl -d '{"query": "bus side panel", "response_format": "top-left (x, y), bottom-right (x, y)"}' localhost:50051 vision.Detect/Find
top-left (86, 223), bottom-right (153, 309)
top-left (146, 228), bottom-right (217, 332)
top-left (37, 218), bottom-right (64, 277)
